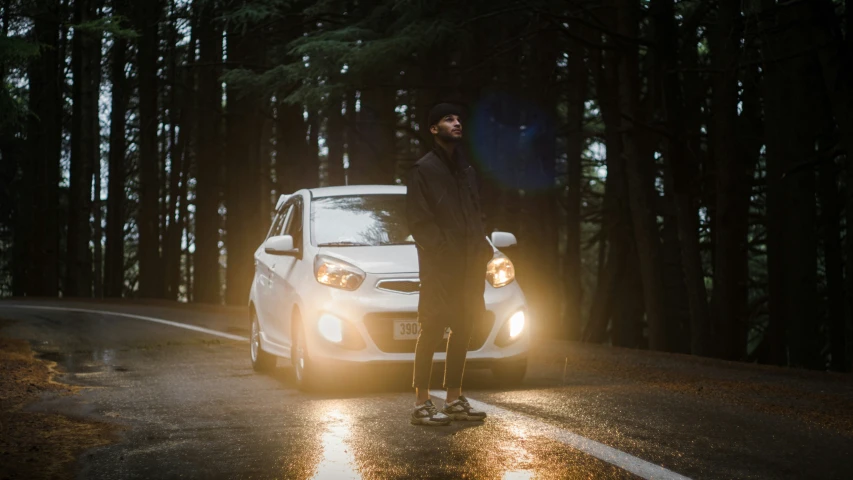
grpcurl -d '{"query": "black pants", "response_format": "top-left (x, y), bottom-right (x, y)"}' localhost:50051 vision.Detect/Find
top-left (412, 315), bottom-right (474, 390)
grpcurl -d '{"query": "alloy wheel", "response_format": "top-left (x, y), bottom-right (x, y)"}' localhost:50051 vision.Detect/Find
top-left (251, 317), bottom-right (260, 363)
top-left (294, 329), bottom-right (305, 383)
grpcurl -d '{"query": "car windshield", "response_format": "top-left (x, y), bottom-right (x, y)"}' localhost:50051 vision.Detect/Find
top-left (311, 194), bottom-right (414, 247)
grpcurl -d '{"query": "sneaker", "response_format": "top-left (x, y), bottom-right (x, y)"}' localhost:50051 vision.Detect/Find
top-left (411, 399), bottom-right (451, 426)
top-left (442, 395), bottom-right (487, 421)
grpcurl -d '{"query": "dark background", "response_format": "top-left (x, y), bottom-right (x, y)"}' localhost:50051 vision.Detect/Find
top-left (1, 0), bottom-right (850, 372)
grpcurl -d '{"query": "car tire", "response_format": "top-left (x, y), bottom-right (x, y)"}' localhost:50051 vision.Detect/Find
top-left (491, 359), bottom-right (527, 387)
top-left (250, 310), bottom-right (277, 372)
top-left (292, 315), bottom-right (323, 391)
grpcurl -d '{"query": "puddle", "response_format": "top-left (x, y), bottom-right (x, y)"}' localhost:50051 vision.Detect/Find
top-left (34, 349), bottom-right (128, 376)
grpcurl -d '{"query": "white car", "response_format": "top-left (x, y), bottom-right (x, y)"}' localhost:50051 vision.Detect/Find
top-left (248, 185), bottom-right (530, 390)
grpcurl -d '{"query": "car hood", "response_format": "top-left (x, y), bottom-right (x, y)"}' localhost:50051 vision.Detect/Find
top-left (318, 245), bottom-right (419, 274)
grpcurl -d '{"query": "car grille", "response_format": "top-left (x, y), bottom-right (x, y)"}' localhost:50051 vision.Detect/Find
top-left (376, 279), bottom-right (420, 294)
top-left (363, 311), bottom-right (495, 353)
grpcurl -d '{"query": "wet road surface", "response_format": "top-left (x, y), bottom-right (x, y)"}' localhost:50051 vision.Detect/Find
top-left (1, 300), bottom-right (851, 479)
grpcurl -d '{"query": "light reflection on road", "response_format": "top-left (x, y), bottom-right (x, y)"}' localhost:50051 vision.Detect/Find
top-left (311, 406), bottom-right (361, 480)
top-left (503, 470), bottom-right (535, 480)
top-left (499, 422), bottom-right (536, 479)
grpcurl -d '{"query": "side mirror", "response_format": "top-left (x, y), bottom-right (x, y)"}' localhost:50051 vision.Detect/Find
top-left (490, 231), bottom-right (517, 249)
top-left (265, 235), bottom-right (297, 255)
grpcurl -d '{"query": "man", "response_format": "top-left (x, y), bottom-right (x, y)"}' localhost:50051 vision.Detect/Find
top-left (406, 103), bottom-right (493, 426)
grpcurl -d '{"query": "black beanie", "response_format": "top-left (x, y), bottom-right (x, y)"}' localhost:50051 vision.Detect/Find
top-left (427, 103), bottom-right (463, 127)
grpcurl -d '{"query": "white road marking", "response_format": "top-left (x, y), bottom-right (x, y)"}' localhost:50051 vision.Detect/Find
top-left (431, 390), bottom-right (692, 480)
top-left (2, 303), bottom-right (689, 479)
top-left (0, 304), bottom-right (249, 342)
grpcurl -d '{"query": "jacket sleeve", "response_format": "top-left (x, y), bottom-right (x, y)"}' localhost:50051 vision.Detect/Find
top-left (465, 166), bottom-right (490, 237)
top-left (406, 165), bottom-right (446, 253)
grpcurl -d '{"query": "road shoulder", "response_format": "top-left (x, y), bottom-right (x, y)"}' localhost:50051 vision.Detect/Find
top-left (0, 325), bottom-right (120, 479)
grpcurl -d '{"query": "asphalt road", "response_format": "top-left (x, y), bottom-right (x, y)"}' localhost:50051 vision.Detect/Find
top-left (1, 300), bottom-right (851, 480)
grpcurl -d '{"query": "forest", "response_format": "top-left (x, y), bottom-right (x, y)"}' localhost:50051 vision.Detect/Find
top-left (1, 0), bottom-right (851, 372)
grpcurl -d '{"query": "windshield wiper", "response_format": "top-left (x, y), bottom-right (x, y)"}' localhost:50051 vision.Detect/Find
top-left (379, 242), bottom-right (416, 246)
top-left (318, 241), bottom-right (372, 247)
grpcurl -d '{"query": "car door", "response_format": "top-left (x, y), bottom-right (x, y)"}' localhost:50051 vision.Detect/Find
top-left (256, 204), bottom-right (292, 347)
top-left (268, 196), bottom-right (304, 354)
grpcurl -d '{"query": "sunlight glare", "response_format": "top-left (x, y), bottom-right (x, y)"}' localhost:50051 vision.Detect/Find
top-left (311, 408), bottom-right (361, 480)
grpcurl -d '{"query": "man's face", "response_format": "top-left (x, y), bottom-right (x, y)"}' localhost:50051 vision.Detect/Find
top-left (430, 114), bottom-right (462, 142)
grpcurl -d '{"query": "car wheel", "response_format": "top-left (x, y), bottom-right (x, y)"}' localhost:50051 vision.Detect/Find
top-left (250, 310), bottom-right (276, 373)
top-left (292, 316), bottom-right (322, 391)
top-left (491, 359), bottom-right (527, 387)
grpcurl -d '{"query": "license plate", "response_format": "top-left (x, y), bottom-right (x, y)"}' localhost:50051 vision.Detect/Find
top-left (393, 321), bottom-right (450, 340)
top-left (393, 320), bottom-right (420, 340)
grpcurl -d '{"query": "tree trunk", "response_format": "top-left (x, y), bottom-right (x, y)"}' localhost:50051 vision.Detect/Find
top-left (27, 0), bottom-right (62, 296)
top-left (709, 0), bottom-right (750, 361)
top-left (105, 1), bottom-right (128, 298)
top-left (344, 89), bottom-right (358, 184)
top-left (193, 0), bottom-right (223, 304)
top-left (651, 0), bottom-right (712, 356)
top-left (760, 1), bottom-right (821, 368)
top-left (224, 18), bottom-right (265, 306)
top-left (259, 105), bottom-right (273, 218)
top-left (135, 0), bottom-right (162, 298)
top-left (66, 0), bottom-right (101, 297)
top-left (350, 87), bottom-right (396, 184)
top-left (519, 29), bottom-right (561, 338)
top-left (736, 35), bottom-right (764, 358)
top-left (612, 243), bottom-right (646, 348)
top-left (184, 223), bottom-right (193, 301)
top-left (93, 150), bottom-right (103, 297)
top-left (616, 0), bottom-right (669, 351)
top-left (660, 192), bottom-right (691, 353)
top-left (164, 4), bottom-right (196, 300)
top-left (174, 139), bottom-right (193, 302)
top-left (275, 100), bottom-right (307, 193)
top-left (306, 108), bottom-right (319, 188)
top-left (327, 98), bottom-right (346, 186)
top-left (563, 34), bottom-right (586, 340)
top-left (585, 11), bottom-right (632, 344)
top-left (818, 147), bottom-right (847, 371)
top-left (809, 0), bottom-right (853, 371)
top-left (164, 5), bottom-right (181, 300)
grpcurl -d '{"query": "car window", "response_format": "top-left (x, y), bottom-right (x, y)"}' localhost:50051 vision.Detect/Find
top-left (311, 194), bottom-right (413, 247)
top-left (266, 206), bottom-right (289, 240)
top-left (282, 199), bottom-right (303, 249)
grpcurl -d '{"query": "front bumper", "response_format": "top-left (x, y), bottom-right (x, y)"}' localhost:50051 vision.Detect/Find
top-left (299, 273), bottom-right (530, 366)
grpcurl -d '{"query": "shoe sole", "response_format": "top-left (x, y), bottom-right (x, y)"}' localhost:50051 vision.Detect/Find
top-left (410, 417), bottom-right (451, 426)
top-left (444, 413), bottom-right (486, 421)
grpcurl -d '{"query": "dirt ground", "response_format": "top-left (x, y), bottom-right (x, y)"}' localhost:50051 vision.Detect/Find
top-left (0, 331), bottom-right (118, 480)
top-left (537, 340), bottom-right (853, 436)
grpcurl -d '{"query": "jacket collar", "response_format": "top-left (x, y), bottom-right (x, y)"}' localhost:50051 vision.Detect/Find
top-left (433, 144), bottom-right (462, 172)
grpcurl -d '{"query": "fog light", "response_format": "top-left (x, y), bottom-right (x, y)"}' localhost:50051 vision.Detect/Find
top-left (318, 314), bottom-right (343, 343)
top-left (509, 310), bottom-right (525, 338)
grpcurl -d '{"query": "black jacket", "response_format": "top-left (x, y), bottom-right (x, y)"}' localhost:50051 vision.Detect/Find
top-left (406, 145), bottom-right (493, 326)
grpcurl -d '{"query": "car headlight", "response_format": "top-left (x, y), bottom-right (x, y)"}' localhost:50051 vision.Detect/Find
top-left (317, 313), bottom-right (343, 343)
top-left (486, 253), bottom-right (515, 287)
top-left (508, 310), bottom-right (525, 338)
top-left (314, 255), bottom-right (365, 290)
